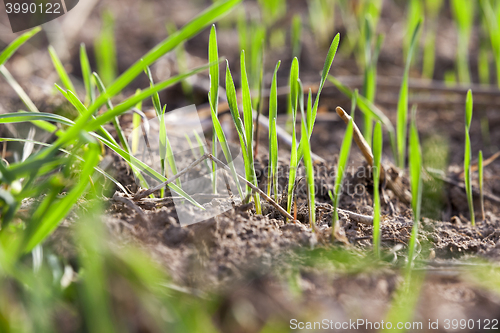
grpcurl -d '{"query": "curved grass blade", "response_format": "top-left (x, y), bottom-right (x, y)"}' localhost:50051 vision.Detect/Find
top-left (48, 45), bottom-right (77, 94)
top-left (0, 27), bottom-right (41, 66)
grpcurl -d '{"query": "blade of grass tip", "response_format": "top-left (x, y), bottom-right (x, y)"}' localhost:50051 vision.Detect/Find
top-left (209, 24), bottom-right (219, 194)
top-left (208, 93), bottom-right (244, 199)
top-left (331, 110), bottom-right (354, 229)
top-left (407, 105), bottom-right (423, 270)
top-left (286, 57), bottom-right (299, 219)
top-left (241, 50), bottom-right (261, 214)
top-left (48, 45), bottom-right (77, 94)
top-left (80, 43), bottom-right (95, 106)
top-left (0, 27), bottom-right (41, 66)
top-left (225, 61), bottom-right (248, 157)
top-left (478, 150), bottom-right (485, 221)
top-left (464, 89), bottom-right (475, 225)
top-left (38, 0), bottom-right (240, 159)
top-left (372, 121), bottom-right (383, 257)
top-left (267, 61), bottom-right (281, 199)
top-left (397, 19), bottom-right (421, 169)
top-left (296, 33), bottom-right (340, 160)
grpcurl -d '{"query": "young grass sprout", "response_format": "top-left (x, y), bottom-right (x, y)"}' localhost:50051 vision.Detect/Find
top-left (464, 90), bottom-right (475, 225)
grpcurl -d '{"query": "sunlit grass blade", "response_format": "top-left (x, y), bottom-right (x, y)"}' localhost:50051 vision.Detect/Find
top-left (241, 50), bottom-right (261, 214)
top-left (372, 121), bottom-right (383, 257)
top-left (209, 25), bottom-right (219, 194)
top-left (300, 86), bottom-right (315, 229)
top-left (464, 89), bottom-right (475, 225)
top-left (0, 27), bottom-right (41, 66)
top-left (407, 105), bottom-right (423, 269)
top-left (329, 105), bottom-right (354, 230)
top-left (32, 0), bottom-right (240, 162)
top-left (208, 94), bottom-right (244, 199)
top-left (296, 33), bottom-right (340, 159)
top-left (80, 43), bottom-right (95, 105)
top-left (93, 72), bottom-right (131, 153)
top-left (267, 61), bottom-right (281, 198)
top-left (286, 57), bottom-right (299, 220)
top-left (0, 138), bottom-right (128, 194)
top-left (86, 63), bottom-right (211, 133)
top-left (397, 20), bottom-right (421, 169)
top-left (48, 45), bottom-right (76, 94)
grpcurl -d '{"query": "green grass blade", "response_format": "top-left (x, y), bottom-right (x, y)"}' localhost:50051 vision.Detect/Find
top-left (22, 140), bottom-right (101, 253)
top-left (80, 43), bottom-right (95, 105)
top-left (372, 121), bottom-right (383, 257)
top-left (0, 138), bottom-right (128, 194)
top-left (267, 61), bottom-right (281, 198)
top-left (208, 94), bottom-right (244, 199)
top-left (407, 105), bottom-right (423, 269)
top-left (310, 33), bottom-right (340, 134)
top-left (464, 89), bottom-right (474, 225)
top-left (240, 50), bottom-right (261, 214)
top-left (209, 25), bottom-right (219, 194)
top-left (0, 112), bottom-right (74, 125)
top-left (48, 45), bottom-right (76, 94)
top-left (286, 58), bottom-right (300, 219)
top-left (331, 113), bottom-right (354, 228)
top-left (0, 27), bottom-right (41, 66)
top-left (397, 20), bottom-right (421, 169)
top-left (86, 63), bottom-right (211, 132)
top-left (93, 72), bottom-right (131, 153)
top-left (300, 89), bottom-right (315, 229)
